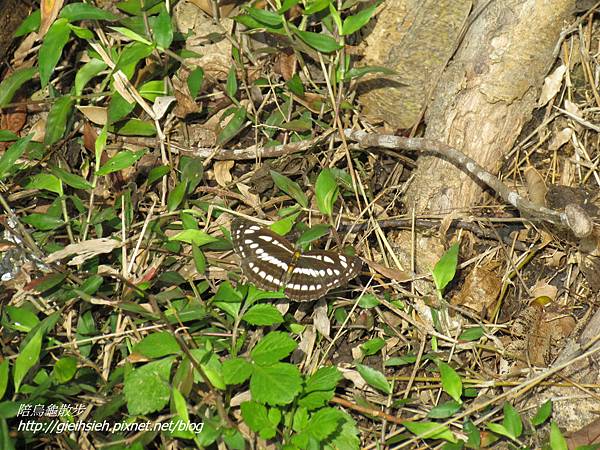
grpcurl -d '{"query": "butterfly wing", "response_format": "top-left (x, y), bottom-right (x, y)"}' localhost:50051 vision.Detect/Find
top-left (231, 218), bottom-right (295, 293)
top-left (285, 250), bottom-right (362, 301)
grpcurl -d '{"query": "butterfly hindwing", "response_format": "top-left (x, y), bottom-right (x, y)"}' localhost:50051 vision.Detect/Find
top-left (285, 250), bottom-right (361, 301)
top-left (231, 218), bottom-right (293, 292)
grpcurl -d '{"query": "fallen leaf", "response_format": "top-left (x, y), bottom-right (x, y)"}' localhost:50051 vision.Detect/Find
top-left (77, 105), bottom-right (108, 125)
top-left (44, 238), bottom-right (122, 265)
top-left (524, 166), bottom-right (547, 207)
top-left (214, 160), bottom-right (234, 187)
top-left (451, 264), bottom-right (501, 317)
top-left (363, 258), bottom-right (412, 282)
top-left (538, 64), bottom-right (566, 107)
top-left (40, 0), bottom-right (64, 36)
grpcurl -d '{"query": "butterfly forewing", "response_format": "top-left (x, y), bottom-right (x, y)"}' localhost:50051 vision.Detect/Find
top-left (285, 251), bottom-right (362, 301)
top-left (231, 218), bottom-right (294, 293)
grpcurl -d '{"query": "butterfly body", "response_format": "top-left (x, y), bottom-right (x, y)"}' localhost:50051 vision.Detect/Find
top-left (231, 218), bottom-right (361, 301)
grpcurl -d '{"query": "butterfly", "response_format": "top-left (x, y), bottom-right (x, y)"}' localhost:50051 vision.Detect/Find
top-left (230, 218), bottom-right (362, 301)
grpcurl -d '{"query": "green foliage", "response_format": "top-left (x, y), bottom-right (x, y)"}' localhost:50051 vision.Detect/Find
top-left (315, 168), bottom-right (339, 216)
top-left (432, 242), bottom-right (460, 294)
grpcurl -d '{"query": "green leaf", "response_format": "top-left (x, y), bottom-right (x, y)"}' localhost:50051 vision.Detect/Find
top-left (189, 348), bottom-right (226, 390)
top-left (60, 3), bottom-right (118, 21)
top-left (0, 67), bottom-right (37, 107)
top-left (222, 357), bottom-right (253, 385)
top-left (180, 157), bottom-right (204, 192)
top-left (45, 96), bottom-right (74, 146)
top-left (242, 304), bottom-right (284, 326)
top-left (244, 7), bottom-right (283, 27)
top-left (116, 41), bottom-right (155, 76)
top-left (133, 331), bottom-right (180, 358)
top-left (304, 366), bottom-right (342, 392)
top-left (28, 273), bottom-right (67, 294)
top-left (50, 166), bottom-right (93, 190)
top-left (384, 354), bottom-right (417, 366)
top-left (96, 149), bottom-right (145, 175)
top-left (404, 421), bottom-right (457, 443)
top-left (458, 327), bottom-right (484, 342)
top-left (187, 67), bottom-right (204, 98)
top-left (39, 19), bottom-right (71, 87)
top-left (0, 130), bottom-right (18, 142)
top-left (303, 0), bottom-right (330, 15)
top-left (432, 242), bottom-right (459, 293)
top-left (68, 23), bottom-right (95, 40)
top-left (356, 364), bottom-right (390, 394)
top-left (296, 224), bottom-right (330, 247)
top-left (147, 165), bottom-right (170, 184)
top-left (152, 6), bottom-right (173, 49)
top-left (303, 407), bottom-right (345, 441)
top-left (358, 293), bottom-right (380, 308)
top-left (286, 73), bottom-right (305, 97)
top-left (0, 359), bottom-right (9, 399)
top-left (13, 329), bottom-right (43, 393)
top-left (427, 400), bottom-right (462, 419)
top-left (502, 402), bottom-right (522, 439)
top-left (282, 118), bottom-right (312, 131)
top-left (315, 168), bottom-right (339, 216)
top-left (241, 401), bottom-right (277, 440)
top-left (14, 9), bottom-right (40, 37)
top-left (437, 361), bottom-right (462, 403)
top-left (226, 66), bottom-right (238, 98)
top-left (109, 26), bottom-right (153, 46)
top-left (251, 331), bottom-right (298, 366)
top-left (361, 337), bottom-right (385, 356)
top-left (250, 362), bottom-right (302, 405)
top-left (169, 229), bottom-right (218, 246)
top-left (270, 170), bottom-right (308, 207)
top-left (550, 422), bottom-right (568, 450)
top-left (21, 213), bottom-right (64, 231)
top-left (486, 422), bottom-right (512, 439)
top-left (75, 59), bottom-right (108, 97)
top-left (108, 92), bottom-right (135, 124)
top-left (341, 2), bottom-right (378, 35)
top-left (124, 357), bottom-right (174, 415)
top-left (51, 356), bottom-right (77, 383)
top-left (344, 65), bottom-right (395, 81)
top-left (112, 119), bottom-right (156, 136)
top-left (532, 399), bottom-right (552, 426)
top-left (25, 174), bottom-right (62, 195)
top-left (293, 28), bottom-right (341, 53)
top-left (167, 180), bottom-right (188, 212)
top-left (216, 106), bottom-right (246, 145)
top-left (139, 80), bottom-right (166, 102)
top-left (245, 285), bottom-right (287, 304)
top-left (192, 245), bottom-right (206, 273)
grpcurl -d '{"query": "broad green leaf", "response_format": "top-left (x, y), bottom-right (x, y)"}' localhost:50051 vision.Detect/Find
top-left (108, 92), bottom-right (135, 124)
top-left (14, 9), bottom-right (40, 37)
top-left (358, 293), bottom-right (380, 308)
top-left (109, 26), bottom-right (153, 46)
top-left (281, 118), bottom-right (312, 131)
top-left (296, 224), bottom-right (330, 247)
top-left (169, 229), bottom-right (218, 246)
top-left (304, 0), bottom-right (330, 15)
top-left (341, 2), bottom-right (378, 35)
top-left (304, 366), bottom-right (342, 392)
top-left (216, 107), bottom-right (246, 145)
top-left (60, 3), bottom-right (118, 21)
top-left (116, 0), bottom-right (164, 15)
top-left (222, 357), bottom-right (253, 385)
top-left (45, 96), bottom-right (74, 146)
top-left (404, 421), bottom-right (457, 443)
top-left (180, 157), bottom-right (204, 192)
top-left (192, 245), bottom-right (206, 273)
top-left (245, 285), bottom-right (287, 304)
top-left (356, 364), bottom-right (390, 394)
top-left (187, 67), bottom-right (204, 98)
top-left (39, 19), bottom-right (71, 87)
top-left (152, 6), bottom-right (173, 49)
top-left (432, 242), bottom-right (459, 293)
top-left (251, 332), bottom-right (297, 366)
top-left (241, 401), bottom-right (277, 440)
top-left (270, 170), bottom-right (308, 207)
top-left (0, 359), bottom-right (8, 399)
top-left (139, 80), bottom-right (166, 102)
top-left (361, 338), bottom-right (385, 356)
top-left (487, 422), bottom-right (512, 439)
top-left (21, 213), bottom-right (63, 231)
top-left (28, 273), bottom-right (67, 293)
top-left (384, 354), bottom-right (417, 366)
top-left (112, 119), bottom-right (156, 136)
top-left (302, 408), bottom-right (345, 441)
top-left (458, 327), bottom-right (484, 342)
top-left (96, 149), bottom-right (145, 175)
top-left (550, 422), bottom-right (568, 450)
top-left (25, 174), bottom-right (62, 195)
top-left (0, 130), bottom-right (18, 142)
top-left (286, 74), bottom-right (305, 97)
top-left (437, 361), bottom-right (462, 403)
top-left (189, 348), bottom-right (225, 390)
top-left (0, 67), bottom-right (37, 107)
top-left (278, 0), bottom-right (300, 13)
top-left (13, 329), bottom-right (43, 393)
top-left (167, 180), bottom-right (188, 212)
top-left (226, 66), bottom-right (238, 98)
top-left (502, 402), bottom-right (522, 438)
top-left (75, 59), bottom-right (108, 97)
top-left (51, 166), bottom-right (93, 190)
top-left (244, 7), bottom-right (283, 27)
top-left (242, 304), bottom-right (284, 326)
top-left (68, 24), bottom-right (95, 40)
top-left (51, 356), bottom-right (77, 383)
top-left (293, 29), bottom-right (341, 53)
top-left (532, 399), bottom-right (552, 426)
top-left (116, 42), bottom-right (155, 77)
top-left (133, 331), bottom-right (180, 358)
top-left (250, 362), bottom-right (302, 405)
top-left (147, 165), bottom-right (170, 184)
top-left (123, 357), bottom-right (174, 415)
top-left (315, 168), bottom-right (339, 216)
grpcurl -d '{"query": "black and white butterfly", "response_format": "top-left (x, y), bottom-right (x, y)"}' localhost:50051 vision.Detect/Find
top-left (231, 218), bottom-right (362, 301)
